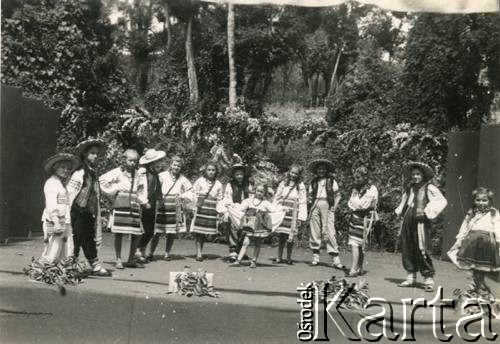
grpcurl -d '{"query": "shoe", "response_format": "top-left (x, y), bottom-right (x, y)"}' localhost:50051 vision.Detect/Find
top-left (91, 265), bottom-right (112, 277)
top-left (273, 258), bottom-right (283, 264)
top-left (398, 273), bottom-right (416, 288)
top-left (125, 261), bottom-right (145, 268)
top-left (424, 277), bottom-right (435, 292)
top-left (229, 260), bottom-right (241, 267)
top-left (115, 260), bottom-right (124, 269)
top-left (332, 255), bottom-right (345, 270)
top-left (250, 260), bottom-right (257, 269)
top-left (311, 254), bottom-right (320, 266)
top-left (137, 256), bottom-right (147, 264)
top-left (196, 256), bottom-right (203, 262)
top-left (286, 259), bottom-right (294, 265)
top-left (164, 253), bottom-right (172, 261)
top-left (145, 254), bottom-right (154, 263)
top-left (345, 270), bottom-right (360, 278)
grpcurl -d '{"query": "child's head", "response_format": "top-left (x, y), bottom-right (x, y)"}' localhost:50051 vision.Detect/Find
top-left (202, 162), bottom-right (219, 180)
top-left (53, 160), bottom-right (73, 179)
top-left (287, 165), bottom-right (303, 183)
top-left (170, 156), bottom-right (184, 176)
top-left (122, 149), bottom-right (139, 172)
top-left (83, 145), bottom-right (101, 167)
top-left (410, 167), bottom-right (425, 184)
top-left (353, 166), bottom-right (368, 186)
top-left (315, 164), bottom-right (328, 177)
top-left (254, 184), bottom-right (268, 200)
top-left (472, 187), bottom-right (493, 210)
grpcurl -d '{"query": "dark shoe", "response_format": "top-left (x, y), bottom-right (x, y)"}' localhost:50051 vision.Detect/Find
top-left (137, 256), bottom-right (148, 264)
top-left (196, 256), bottom-right (203, 262)
top-left (286, 259), bottom-right (294, 265)
top-left (145, 254), bottom-right (154, 263)
top-left (125, 261), bottom-right (145, 268)
top-left (164, 253), bottom-right (172, 261)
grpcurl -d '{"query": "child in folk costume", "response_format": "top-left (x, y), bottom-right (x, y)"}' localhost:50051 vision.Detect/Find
top-left (346, 167), bottom-right (378, 277)
top-left (273, 165), bottom-right (307, 265)
top-left (191, 162), bottom-right (225, 261)
top-left (395, 162), bottom-right (447, 292)
top-left (67, 139), bottom-right (111, 277)
top-left (100, 149), bottom-right (144, 269)
top-left (448, 188), bottom-right (500, 292)
top-left (136, 149), bottom-right (166, 263)
top-left (149, 155), bottom-right (193, 260)
top-left (41, 153), bottom-right (80, 263)
top-left (222, 163), bottom-right (252, 262)
top-left (228, 184), bottom-right (286, 268)
top-left (307, 158), bottom-right (344, 269)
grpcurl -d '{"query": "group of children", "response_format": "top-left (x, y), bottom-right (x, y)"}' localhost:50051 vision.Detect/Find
top-left (39, 139), bottom-right (500, 294)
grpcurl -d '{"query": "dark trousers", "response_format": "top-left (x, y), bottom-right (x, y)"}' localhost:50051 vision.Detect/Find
top-left (400, 208), bottom-right (435, 278)
top-left (138, 207), bottom-right (156, 249)
top-left (71, 206), bottom-right (98, 262)
top-left (223, 221), bottom-right (244, 253)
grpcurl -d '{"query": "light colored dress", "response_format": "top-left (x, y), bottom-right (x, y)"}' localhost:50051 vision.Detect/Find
top-left (155, 170), bottom-right (194, 234)
top-left (41, 176), bottom-right (73, 262)
top-left (273, 181), bottom-right (307, 236)
top-left (190, 177), bottom-right (225, 235)
top-left (99, 167), bottom-right (143, 235)
top-left (228, 196), bottom-right (286, 238)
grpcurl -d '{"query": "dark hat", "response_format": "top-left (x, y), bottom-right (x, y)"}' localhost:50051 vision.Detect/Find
top-left (44, 153), bottom-right (80, 174)
top-left (307, 158), bottom-right (334, 173)
top-left (230, 163), bottom-right (250, 176)
top-left (75, 138), bottom-right (106, 158)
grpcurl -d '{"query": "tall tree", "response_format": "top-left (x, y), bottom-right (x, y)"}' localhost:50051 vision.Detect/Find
top-left (227, 3), bottom-right (237, 110)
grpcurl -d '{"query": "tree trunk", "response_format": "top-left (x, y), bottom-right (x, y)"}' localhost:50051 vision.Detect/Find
top-left (164, 2), bottom-right (172, 52)
top-left (227, 3), bottom-right (237, 111)
top-left (327, 46), bottom-right (343, 101)
top-left (185, 15), bottom-right (199, 105)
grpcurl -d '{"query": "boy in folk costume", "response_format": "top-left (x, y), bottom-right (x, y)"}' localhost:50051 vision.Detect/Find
top-left (100, 149), bottom-right (144, 269)
top-left (395, 162), bottom-right (447, 292)
top-left (41, 153), bottom-right (80, 263)
top-left (136, 149), bottom-right (166, 263)
top-left (191, 162), bottom-right (225, 261)
top-left (222, 163), bottom-right (252, 262)
top-left (307, 158), bottom-right (344, 269)
top-left (67, 139), bottom-right (111, 277)
top-left (273, 165), bottom-right (307, 265)
top-left (149, 155), bottom-right (193, 260)
top-left (448, 188), bottom-right (500, 293)
top-left (346, 167), bottom-right (379, 277)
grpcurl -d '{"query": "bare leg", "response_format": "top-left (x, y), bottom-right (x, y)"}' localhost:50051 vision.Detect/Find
top-left (253, 237), bottom-right (262, 262)
top-left (350, 245), bottom-right (360, 273)
top-left (114, 234), bottom-right (123, 260)
top-left (128, 235), bottom-right (140, 263)
top-left (149, 233), bottom-right (161, 256)
top-left (277, 234), bottom-right (286, 261)
top-left (359, 248), bottom-right (365, 273)
top-left (195, 234), bottom-right (203, 259)
top-left (237, 236), bottom-right (250, 262)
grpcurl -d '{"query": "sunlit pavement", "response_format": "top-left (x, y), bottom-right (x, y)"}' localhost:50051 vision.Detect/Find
top-left (1, 233), bottom-right (499, 343)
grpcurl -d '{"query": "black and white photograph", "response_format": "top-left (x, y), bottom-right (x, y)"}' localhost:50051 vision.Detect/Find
top-left (1, 0), bottom-right (500, 343)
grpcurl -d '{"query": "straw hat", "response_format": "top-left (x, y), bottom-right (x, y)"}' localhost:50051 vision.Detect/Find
top-left (75, 138), bottom-right (106, 158)
top-left (44, 153), bottom-right (80, 174)
top-left (230, 163), bottom-right (249, 176)
top-left (307, 158), bottom-right (335, 173)
top-left (139, 149), bottom-right (166, 165)
top-left (403, 161), bottom-right (434, 181)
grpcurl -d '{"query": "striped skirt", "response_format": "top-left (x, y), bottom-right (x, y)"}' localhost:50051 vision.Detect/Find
top-left (456, 231), bottom-right (500, 272)
top-left (155, 195), bottom-right (186, 234)
top-left (243, 208), bottom-right (270, 238)
top-left (275, 199), bottom-right (297, 235)
top-left (348, 212), bottom-right (366, 247)
top-left (191, 197), bottom-right (219, 235)
top-left (109, 192), bottom-right (143, 235)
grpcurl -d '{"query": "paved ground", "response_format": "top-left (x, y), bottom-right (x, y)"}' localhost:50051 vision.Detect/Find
top-left (1, 233), bottom-right (499, 343)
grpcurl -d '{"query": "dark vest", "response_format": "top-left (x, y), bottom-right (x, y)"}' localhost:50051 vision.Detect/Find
top-left (310, 176), bottom-right (336, 207)
top-left (231, 182), bottom-right (250, 204)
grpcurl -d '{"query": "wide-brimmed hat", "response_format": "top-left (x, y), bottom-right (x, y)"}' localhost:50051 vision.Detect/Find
top-left (307, 158), bottom-right (334, 173)
top-left (44, 153), bottom-right (80, 174)
top-left (230, 163), bottom-right (249, 176)
top-left (139, 149), bottom-right (166, 165)
top-left (403, 161), bottom-right (434, 181)
top-left (75, 138), bottom-right (106, 158)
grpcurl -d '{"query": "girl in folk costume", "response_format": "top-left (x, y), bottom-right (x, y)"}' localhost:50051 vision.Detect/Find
top-left (41, 153), bottom-right (80, 263)
top-left (136, 149), bottom-right (166, 263)
top-left (346, 167), bottom-right (379, 277)
top-left (67, 139), bottom-right (111, 277)
top-left (150, 156), bottom-right (193, 260)
top-left (222, 163), bottom-right (252, 262)
top-left (307, 158), bottom-right (344, 269)
top-left (100, 149), bottom-right (144, 269)
top-left (273, 165), bottom-right (307, 265)
top-left (395, 162), bottom-right (447, 292)
top-left (191, 162), bottom-right (225, 261)
top-left (448, 188), bottom-right (500, 292)
top-left (228, 184), bottom-right (286, 268)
